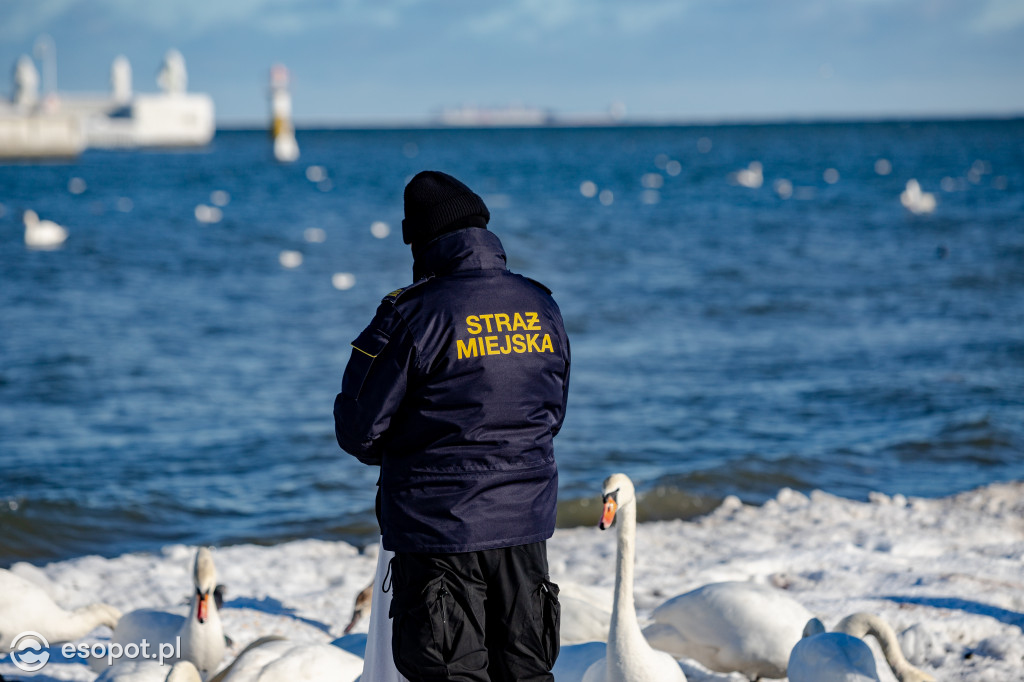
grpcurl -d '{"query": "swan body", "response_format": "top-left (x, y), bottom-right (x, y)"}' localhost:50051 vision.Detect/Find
top-left (0, 567), bottom-right (121, 652)
top-left (582, 473), bottom-right (686, 682)
top-left (643, 580), bottom-right (813, 679)
top-left (788, 614), bottom-right (935, 682)
top-left (23, 209), bottom-right (68, 249)
top-left (211, 638), bottom-right (363, 682)
top-left (900, 180), bottom-right (936, 214)
top-left (96, 659), bottom-right (203, 682)
top-left (101, 548), bottom-right (226, 680)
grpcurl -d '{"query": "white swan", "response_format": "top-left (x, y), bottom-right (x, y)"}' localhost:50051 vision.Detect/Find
top-left (788, 614), bottom-right (935, 682)
top-left (96, 659), bottom-right (202, 682)
top-left (582, 473), bottom-right (686, 682)
top-left (0, 567), bottom-right (121, 652)
top-left (23, 209), bottom-right (68, 249)
top-left (733, 162), bottom-right (764, 189)
top-left (900, 180), bottom-right (936, 215)
top-left (209, 637), bottom-right (363, 682)
top-left (100, 547), bottom-right (226, 679)
top-left (642, 580), bottom-right (813, 679)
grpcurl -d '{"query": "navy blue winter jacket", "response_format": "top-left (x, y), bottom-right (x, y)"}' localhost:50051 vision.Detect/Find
top-left (334, 228), bottom-right (570, 553)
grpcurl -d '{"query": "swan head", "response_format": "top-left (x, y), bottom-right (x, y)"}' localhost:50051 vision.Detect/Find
top-left (23, 209), bottom-right (39, 227)
top-left (192, 547), bottom-right (217, 624)
top-left (599, 473), bottom-right (636, 530)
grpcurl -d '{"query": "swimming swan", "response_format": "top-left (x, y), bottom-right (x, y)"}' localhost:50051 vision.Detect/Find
top-left (582, 473), bottom-right (686, 682)
top-left (900, 180), bottom-right (936, 215)
top-left (23, 209), bottom-right (68, 249)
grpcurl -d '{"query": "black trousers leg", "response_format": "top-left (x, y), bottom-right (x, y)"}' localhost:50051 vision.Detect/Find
top-left (390, 543), bottom-right (559, 682)
top-left (483, 542), bottom-right (559, 682)
top-left (390, 551), bottom-right (490, 682)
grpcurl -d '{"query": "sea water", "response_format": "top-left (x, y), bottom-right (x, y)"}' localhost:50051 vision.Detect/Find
top-left (1, 120), bottom-right (1022, 564)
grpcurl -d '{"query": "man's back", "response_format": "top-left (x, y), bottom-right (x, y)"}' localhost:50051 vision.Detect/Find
top-left (334, 170), bottom-right (568, 682)
top-left (337, 227), bottom-right (570, 552)
top-left (382, 228), bottom-right (569, 552)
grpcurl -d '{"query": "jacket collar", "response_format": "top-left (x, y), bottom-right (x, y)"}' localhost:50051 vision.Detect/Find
top-left (412, 228), bottom-right (507, 280)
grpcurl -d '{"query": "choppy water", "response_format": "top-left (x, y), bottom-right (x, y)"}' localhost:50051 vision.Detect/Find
top-left (2, 120), bottom-right (1023, 565)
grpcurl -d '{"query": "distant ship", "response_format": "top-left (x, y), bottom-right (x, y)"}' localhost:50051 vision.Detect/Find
top-left (0, 45), bottom-right (214, 160)
top-left (437, 104), bottom-right (552, 127)
top-left (435, 102), bottom-right (627, 128)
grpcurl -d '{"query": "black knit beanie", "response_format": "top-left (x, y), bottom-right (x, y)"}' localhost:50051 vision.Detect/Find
top-left (402, 171), bottom-right (490, 245)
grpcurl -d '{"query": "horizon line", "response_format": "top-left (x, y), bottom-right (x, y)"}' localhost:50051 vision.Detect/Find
top-left (214, 111), bottom-right (1024, 131)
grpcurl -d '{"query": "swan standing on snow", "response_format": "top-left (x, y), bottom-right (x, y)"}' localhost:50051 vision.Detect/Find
top-left (642, 580), bottom-right (813, 679)
top-left (96, 659), bottom-right (202, 682)
top-left (99, 548), bottom-right (226, 679)
top-left (23, 209), bottom-right (68, 249)
top-left (582, 473), bottom-right (686, 682)
top-left (0, 567), bottom-right (121, 652)
top-left (788, 613), bottom-right (935, 682)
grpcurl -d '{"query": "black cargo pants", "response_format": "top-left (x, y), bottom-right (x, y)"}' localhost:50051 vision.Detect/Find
top-left (388, 540), bottom-right (560, 682)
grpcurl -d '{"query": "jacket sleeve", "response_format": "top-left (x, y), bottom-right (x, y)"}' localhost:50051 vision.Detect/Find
top-left (334, 302), bottom-right (415, 465)
top-left (551, 335), bottom-right (571, 437)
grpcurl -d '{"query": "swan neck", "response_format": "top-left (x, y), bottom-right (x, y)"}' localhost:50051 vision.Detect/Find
top-left (838, 613), bottom-right (915, 678)
top-left (610, 502), bottom-right (643, 647)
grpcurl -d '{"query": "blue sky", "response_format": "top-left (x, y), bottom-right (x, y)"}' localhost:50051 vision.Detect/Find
top-left (2, 0), bottom-right (1022, 125)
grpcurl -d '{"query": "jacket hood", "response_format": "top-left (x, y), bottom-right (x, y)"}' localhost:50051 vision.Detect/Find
top-left (412, 227), bottom-right (507, 281)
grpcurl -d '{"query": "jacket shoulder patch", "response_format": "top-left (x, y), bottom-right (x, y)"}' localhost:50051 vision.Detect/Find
top-left (382, 277), bottom-right (432, 304)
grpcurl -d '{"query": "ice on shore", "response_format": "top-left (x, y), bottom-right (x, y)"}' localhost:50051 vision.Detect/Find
top-left (3, 481), bottom-right (1023, 681)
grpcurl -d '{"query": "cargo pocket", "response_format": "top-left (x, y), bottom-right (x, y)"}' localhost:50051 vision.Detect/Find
top-left (341, 327), bottom-right (390, 400)
top-left (537, 579), bottom-right (561, 668)
top-left (390, 573), bottom-right (450, 679)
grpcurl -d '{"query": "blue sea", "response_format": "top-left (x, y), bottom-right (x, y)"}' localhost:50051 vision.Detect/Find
top-left (2, 120), bottom-right (1022, 566)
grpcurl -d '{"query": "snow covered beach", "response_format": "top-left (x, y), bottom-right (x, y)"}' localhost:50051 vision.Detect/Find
top-left (3, 480), bottom-right (1023, 681)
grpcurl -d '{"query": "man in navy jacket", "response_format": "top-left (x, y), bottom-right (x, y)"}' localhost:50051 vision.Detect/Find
top-left (334, 170), bottom-right (570, 682)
